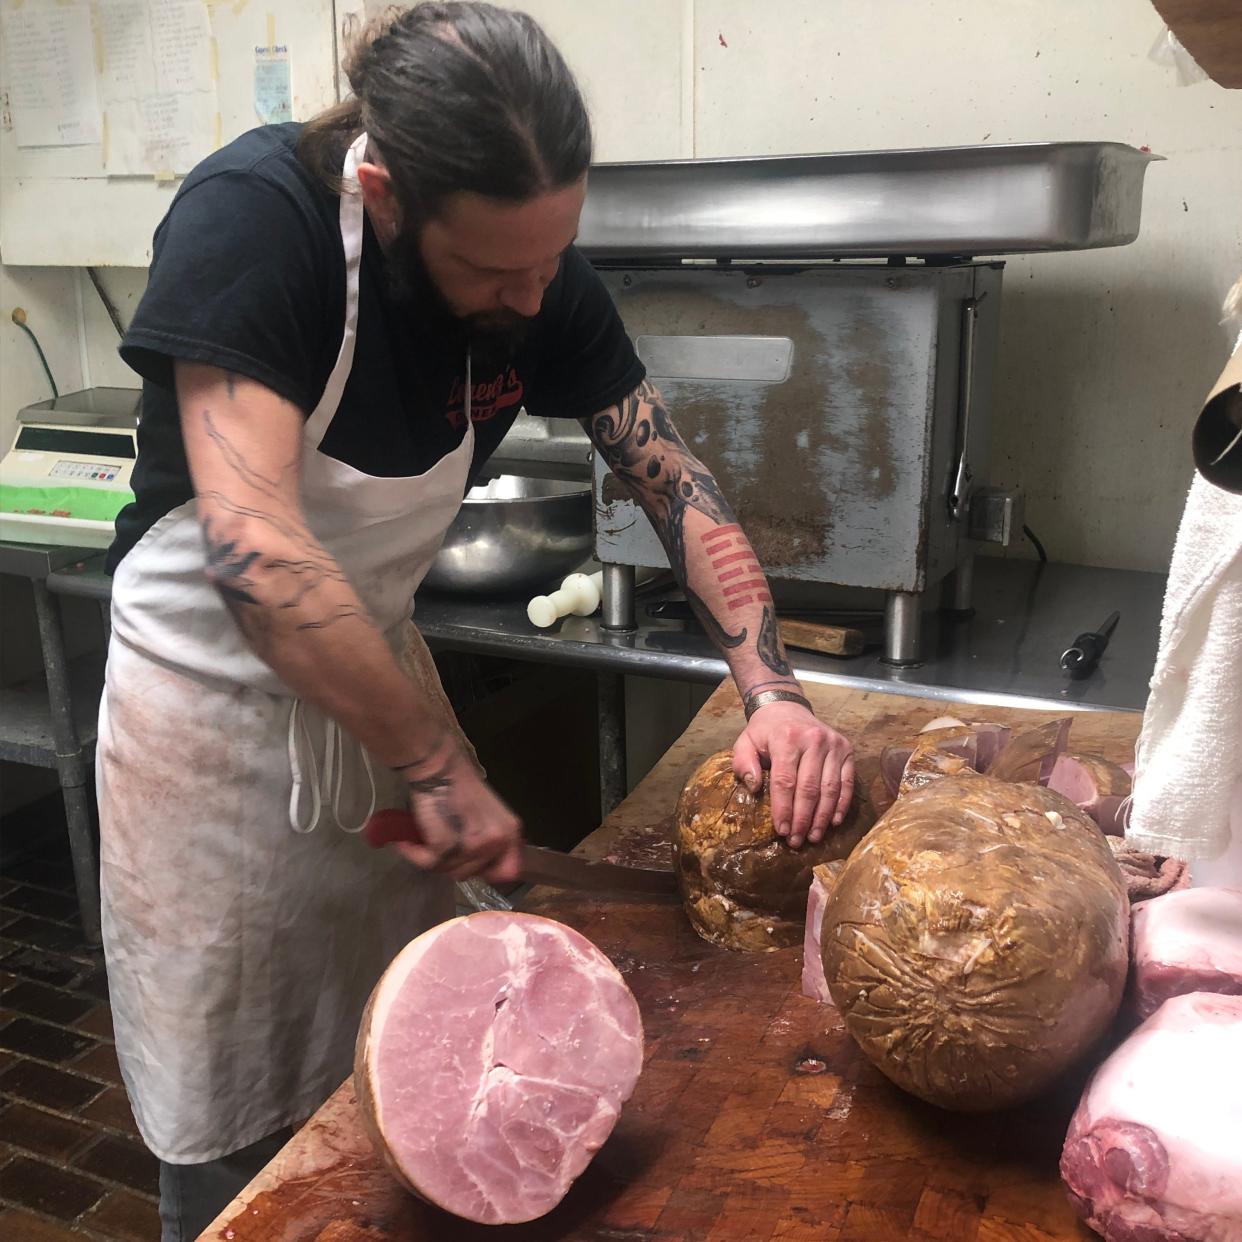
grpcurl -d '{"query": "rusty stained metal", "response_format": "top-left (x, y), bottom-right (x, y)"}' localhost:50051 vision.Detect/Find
top-left (592, 264), bottom-right (1003, 595)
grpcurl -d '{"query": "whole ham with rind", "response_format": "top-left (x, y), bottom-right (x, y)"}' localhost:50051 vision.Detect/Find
top-left (675, 749), bottom-right (872, 951)
top-left (819, 775), bottom-right (1129, 1110)
top-left (1130, 887), bottom-right (1242, 1021)
top-left (1061, 992), bottom-right (1242, 1242)
top-left (355, 912), bottom-right (643, 1225)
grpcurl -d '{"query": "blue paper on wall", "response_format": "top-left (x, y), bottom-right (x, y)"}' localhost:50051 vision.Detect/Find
top-left (254, 46), bottom-right (292, 125)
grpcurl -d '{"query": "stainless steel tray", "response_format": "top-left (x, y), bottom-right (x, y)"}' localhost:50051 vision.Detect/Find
top-left (577, 142), bottom-right (1161, 260)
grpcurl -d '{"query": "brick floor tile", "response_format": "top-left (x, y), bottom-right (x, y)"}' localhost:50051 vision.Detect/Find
top-left (0, 946), bottom-right (80, 990)
top-left (0, 1060), bottom-right (105, 1112)
top-left (70, 1043), bottom-right (123, 1088)
top-left (0, 1153), bottom-right (107, 1219)
top-left (0, 917), bottom-right (89, 958)
top-left (0, 887), bottom-right (81, 925)
top-left (80, 1088), bottom-right (139, 1138)
top-left (1, 859), bottom-right (77, 895)
top-left (0, 1017), bottom-right (94, 1064)
top-left (75, 1134), bottom-right (159, 1197)
top-left (0, 1102), bottom-right (94, 1161)
top-left (0, 982), bottom-right (94, 1029)
top-left (84, 1189), bottom-right (161, 1242)
top-left (0, 1207), bottom-right (82, 1242)
top-left (72, 1005), bottom-right (114, 1042)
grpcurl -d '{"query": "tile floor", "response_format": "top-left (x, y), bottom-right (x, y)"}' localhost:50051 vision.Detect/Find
top-left (0, 805), bottom-right (158, 1242)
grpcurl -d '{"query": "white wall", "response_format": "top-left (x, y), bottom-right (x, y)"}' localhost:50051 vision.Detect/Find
top-left (6, 0), bottom-right (1242, 573)
top-left (511, 0), bottom-right (1242, 572)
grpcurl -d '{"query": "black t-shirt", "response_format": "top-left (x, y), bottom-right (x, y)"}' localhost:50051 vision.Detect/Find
top-left (109, 122), bottom-right (644, 571)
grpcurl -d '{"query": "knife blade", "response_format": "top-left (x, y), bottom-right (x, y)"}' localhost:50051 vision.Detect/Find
top-left (363, 809), bottom-right (678, 896)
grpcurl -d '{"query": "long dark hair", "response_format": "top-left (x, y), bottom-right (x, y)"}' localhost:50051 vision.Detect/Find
top-left (298, 2), bottom-right (592, 223)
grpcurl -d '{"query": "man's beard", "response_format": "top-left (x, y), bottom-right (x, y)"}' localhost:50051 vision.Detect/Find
top-left (384, 227), bottom-right (534, 370)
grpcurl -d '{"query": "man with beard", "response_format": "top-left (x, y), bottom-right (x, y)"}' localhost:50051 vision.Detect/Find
top-left (100, 4), bottom-right (854, 1236)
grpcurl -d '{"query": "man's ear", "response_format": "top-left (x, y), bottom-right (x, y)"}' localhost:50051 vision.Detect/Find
top-left (357, 161), bottom-right (401, 244)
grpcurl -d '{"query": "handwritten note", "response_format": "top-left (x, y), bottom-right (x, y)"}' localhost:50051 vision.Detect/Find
top-left (1, 6), bottom-right (101, 147)
top-left (95, 0), bottom-right (218, 175)
top-left (96, 1), bottom-right (157, 102)
top-left (150, 1), bottom-right (214, 95)
top-left (254, 46), bottom-right (292, 125)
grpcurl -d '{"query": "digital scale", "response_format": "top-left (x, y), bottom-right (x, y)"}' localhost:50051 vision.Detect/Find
top-left (0, 387), bottom-right (141, 549)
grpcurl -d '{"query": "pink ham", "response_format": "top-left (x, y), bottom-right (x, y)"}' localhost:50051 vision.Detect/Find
top-left (1060, 992), bottom-right (1242, 1242)
top-left (801, 861), bottom-right (845, 1004)
top-left (355, 912), bottom-right (644, 1225)
top-left (1130, 887), bottom-right (1242, 1022)
top-left (1048, 753), bottom-right (1134, 835)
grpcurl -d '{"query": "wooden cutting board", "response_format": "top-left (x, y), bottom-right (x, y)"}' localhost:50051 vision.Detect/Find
top-left (204, 683), bottom-right (1141, 1242)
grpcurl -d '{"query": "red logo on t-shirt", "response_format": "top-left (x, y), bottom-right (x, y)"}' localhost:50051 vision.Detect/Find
top-left (446, 367), bottom-right (525, 429)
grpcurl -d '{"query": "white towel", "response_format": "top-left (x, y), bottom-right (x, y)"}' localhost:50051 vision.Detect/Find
top-left (1129, 474), bottom-right (1242, 859)
top-left (1129, 330), bottom-right (1242, 860)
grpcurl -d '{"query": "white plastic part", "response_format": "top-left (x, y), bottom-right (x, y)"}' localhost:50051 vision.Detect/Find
top-left (527, 570), bottom-right (603, 629)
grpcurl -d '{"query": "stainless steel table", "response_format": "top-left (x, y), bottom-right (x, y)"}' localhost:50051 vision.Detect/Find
top-left (416, 559), bottom-right (1164, 715)
top-left (0, 542), bottom-right (110, 943)
top-left (7, 553), bottom-right (1163, 929)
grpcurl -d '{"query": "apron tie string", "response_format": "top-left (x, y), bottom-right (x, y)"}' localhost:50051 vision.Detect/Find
top-left (287, 700), bottom-right (377, 834)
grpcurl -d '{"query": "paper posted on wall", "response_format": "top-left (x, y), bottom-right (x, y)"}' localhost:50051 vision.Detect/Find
top-left (1, 5), bottom-right (101, 148)
top-left (254, 45), bottom-right (292, 125)
top-left (96, 0), bottom-right (219, 175)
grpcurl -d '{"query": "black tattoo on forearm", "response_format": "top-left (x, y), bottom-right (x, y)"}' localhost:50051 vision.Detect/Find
top-left (755, 605), bottom-right (793, 677)
top-left (197, 409), bottom-right (369, 634)
top-left (402, 762), bottom-right (466, 863)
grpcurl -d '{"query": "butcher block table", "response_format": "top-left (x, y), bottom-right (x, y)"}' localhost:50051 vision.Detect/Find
top-left (205, 682), bottom-right (1143, 1242)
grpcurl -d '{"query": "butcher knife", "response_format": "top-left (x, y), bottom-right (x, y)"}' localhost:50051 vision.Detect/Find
top-left (363, 809), bottom-right (678, 896)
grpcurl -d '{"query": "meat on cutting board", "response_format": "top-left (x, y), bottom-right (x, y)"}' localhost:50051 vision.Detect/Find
top-left (1130, 887), bottom-right (1242, 1021)
top-left (819, 775), bottom-right (1129, 1110)
top-left (801, 861), bottom-right (845, 1004)
top-left (355, 912), bottom-right (644, 1225)
top-left (1061, 992), bottom-right (1242, 1242)
top-left (675, 749), bottom-right (872, 951)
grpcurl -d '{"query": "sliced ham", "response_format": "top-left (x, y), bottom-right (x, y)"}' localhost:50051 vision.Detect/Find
top-left (1048, 752), bottom-right (1133, 835)
top-left (1130, 887), bottom-right (1242, 1021)
top-left (1061, 992), bottom-right (1242, 1242)
top-left (355, 912), bottom-right (644, 1225)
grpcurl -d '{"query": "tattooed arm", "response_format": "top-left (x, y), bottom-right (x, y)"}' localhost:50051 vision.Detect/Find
top-left (583, 379), bottom-right (854, 843)
top-left (177, 361), bottom-right (521, 882)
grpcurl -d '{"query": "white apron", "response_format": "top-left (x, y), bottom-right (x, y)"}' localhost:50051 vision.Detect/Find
top-left (98, 133), bottom-right (472, 1163)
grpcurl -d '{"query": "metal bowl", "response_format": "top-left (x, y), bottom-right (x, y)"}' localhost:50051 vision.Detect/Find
top-left (422, 475), bottom-right (593, 597)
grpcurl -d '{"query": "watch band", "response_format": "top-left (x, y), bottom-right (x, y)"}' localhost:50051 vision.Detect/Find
top-left (743, 688), bottom-right (813, 720)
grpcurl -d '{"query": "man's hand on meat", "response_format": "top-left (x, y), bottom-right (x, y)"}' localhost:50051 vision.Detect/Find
top-left (583, 379), bottom-right (854, 848)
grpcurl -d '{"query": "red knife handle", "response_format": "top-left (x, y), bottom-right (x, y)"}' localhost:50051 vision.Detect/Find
top-left (363, 808), bottom-right (423, 849)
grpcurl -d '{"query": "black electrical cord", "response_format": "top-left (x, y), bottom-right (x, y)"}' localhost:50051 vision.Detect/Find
top-left (87, 266), bottom-right (126, 339)
top-left (1023, 523), bottom-right (1048, 564)
top-left (11, 308), bottom-right (59, 399)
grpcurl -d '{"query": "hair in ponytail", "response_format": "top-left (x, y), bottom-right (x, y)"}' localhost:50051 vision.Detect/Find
top-left (298, 2), bottom-right (592, 225)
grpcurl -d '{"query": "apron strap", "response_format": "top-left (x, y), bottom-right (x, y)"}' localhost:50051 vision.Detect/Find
top-left (304, 132), bottom-right (368, 450)
top-left (288, 700), bottom-right (377, 834)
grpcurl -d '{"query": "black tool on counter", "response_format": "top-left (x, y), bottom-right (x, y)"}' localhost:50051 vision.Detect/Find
top-left (1060, 610), bottom-right (1120, 679)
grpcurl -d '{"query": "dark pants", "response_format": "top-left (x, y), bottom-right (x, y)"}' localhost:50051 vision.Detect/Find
top-left (158, 1127), bottom-right (292, 1242)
